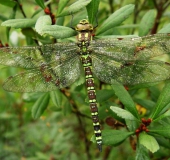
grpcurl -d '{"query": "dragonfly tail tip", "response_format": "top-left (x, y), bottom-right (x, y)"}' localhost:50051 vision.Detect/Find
top-left (97, 143), bottom-right (102, 152)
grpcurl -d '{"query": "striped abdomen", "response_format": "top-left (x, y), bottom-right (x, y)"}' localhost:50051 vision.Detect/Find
top-left (77, 31), bottom-right (102, 151)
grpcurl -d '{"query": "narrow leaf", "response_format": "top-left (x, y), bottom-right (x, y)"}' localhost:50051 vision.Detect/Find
top-left (111, 81), bottom-right (140, 119)
top-left (35, 15), bottom-right (76, 38)
top-left (50, 90), bottom-right (62, 108)
top-left (153, 109), bottom-right (170, 122)
top-left (96, 89), bottom-right (115, 103)
top-left (96, 4), bottom-right (135, 35)
top-left (35, 0), bottom-right (45, 9)
top-left (41, 25), bottom-right (76, 39)
top-left (57, 0), bottom-right (70, 14)
top-left (91, 129), bottom-right (134, 146)
top-left (136, 144), bottom-right (150, 160)
top-left (35, 15), bottom-right (51, 34)
top-left (2, 19), bottom-right (36, 28)
top-left (138, 10), bottom-right (156, 36)
top-left (139, 132), bottom-right (159, 153)
top-left (110, 106), bottom-right (138, 121)
top-left (155, 136), bottom-right (170, 149)
top-left (0, 14), bottom-right (8, 21)
top-left (86, 0), bottom-right (100, 24)
top-left (151, 82), bottom-right (170, 120)
top-left (58, 0), bottom-right (91, 17)
top-left (23, 92), bottom-right (44, 102)
top-left (158, 23), bottom-right (170, 33)
top-left (0, 0), bottom-right (16, 7)
top-left (32, 93), bottom-right (50, 119)
top-left (150, 126), bottom-right (170, 138)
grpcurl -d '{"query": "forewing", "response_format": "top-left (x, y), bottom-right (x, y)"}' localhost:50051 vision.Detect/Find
top-left (3, 56), bottom-right (82, 92)
top-left (91, 33), bottom-right (170, 60)
top-left (92, 54), bottom-right (170, 85)
top-left (0, 42), bottom-right (77, 68)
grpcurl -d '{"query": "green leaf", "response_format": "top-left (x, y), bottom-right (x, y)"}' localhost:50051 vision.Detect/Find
top-left (23, 92), bottom-right (44, 102)
top-left (0, 0), bottom-right (16, 7)
top-left (150, 126), bottom-right (170, 138)
top-left (0, 14), bottom-right (8, 21)
top-left (35, 0), bottom-right (45, 9)
top-left (155, 136), bottom-right (170, 149)
top-left (32, 93), bottom-right (50, 119)
top-left (151, 82), bottom-right (170, 120)
top-left (21, 28), bottom-right (38, 38)
top-left (58, 0), bottom-right (91, 17)
top-left (62, 99), bottom-right (72, 115)
top-left (35, 15), bottom-right (76, 38)
top-left (96, 4), bottom-right (135, 35)
top-left (86, 0), bottom-right (100, 24)
top-left (50, 90), bottom-right (62, 109)
top-left (158, 23), bottom-right (170, 33)
top-left (1, 18), bottom-right (36, 28)
top-left (111, 82), bottom-right (140, 120)
top-left (153, 110), bottom-right (170, 122)
top-left (134, 99), bottom-right (155, 111)
top-left (57, 0), bottom-right (70, 14)
top-left (96, 89), bottom-right (115, 103)
top-left (35, 15), bottom-right (51, 34)
top-left (139, 132), bottom-right (159, 153)
top-left (91, 129), bottom-right (134, 146)
top-left (138, 10), bottom-right (156, 36)
top-left (110, 106), bottom-right (138, 121)
top-left (136, 144), bottom-right (150, 160)
top-left (71, 91), bottom-right (86, 105)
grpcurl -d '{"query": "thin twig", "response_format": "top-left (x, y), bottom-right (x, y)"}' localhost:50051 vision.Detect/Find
top-left (15, 0), bottom-right (27, 18)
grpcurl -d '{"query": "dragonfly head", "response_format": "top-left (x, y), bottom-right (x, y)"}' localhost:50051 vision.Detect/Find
top-left (75, 19), bottom-right (93, 32)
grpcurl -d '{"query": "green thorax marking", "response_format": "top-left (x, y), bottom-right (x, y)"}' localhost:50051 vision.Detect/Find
top-left (75, 19), bottom-right (94, 55)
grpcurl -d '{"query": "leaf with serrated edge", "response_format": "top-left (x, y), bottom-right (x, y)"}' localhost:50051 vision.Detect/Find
top-left (110, 106), bottom-right (138, 121)
top-left (139, 132), bottom-right (159, 153)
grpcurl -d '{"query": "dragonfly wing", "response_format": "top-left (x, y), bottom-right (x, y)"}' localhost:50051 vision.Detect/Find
top-left (3, 56), bottom-right (82, 92)
top-left (0, 43), bottom-right (77, 68)
top-left (92, 54), bottom-right (170, 85)
top-left (91, 33), bottom-right (170, 60)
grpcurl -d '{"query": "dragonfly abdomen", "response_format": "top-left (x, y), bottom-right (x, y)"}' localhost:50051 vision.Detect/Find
top-left (81, 54), bottom-right (102, 151)
top-left (76, 19), bottom-right (102, 151)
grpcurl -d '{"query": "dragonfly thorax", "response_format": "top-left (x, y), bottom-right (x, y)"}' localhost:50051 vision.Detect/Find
top-left (75, 19), bottom-right (94, 32)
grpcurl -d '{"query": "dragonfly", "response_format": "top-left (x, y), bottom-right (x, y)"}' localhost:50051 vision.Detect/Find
top-left (0, 19), bottom-right (170, 151)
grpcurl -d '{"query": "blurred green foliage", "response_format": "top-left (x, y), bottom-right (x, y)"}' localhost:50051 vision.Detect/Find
top-left (0, 0), bottom-right (170, 160)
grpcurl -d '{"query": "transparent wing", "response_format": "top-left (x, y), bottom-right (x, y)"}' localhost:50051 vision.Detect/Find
top-left (0, 42), bottom-right (78, 68)
top-left (92, 54), bottom-right (170, 85)
top-left (91, 33), bottom-right (170, 60)
top-left (3, 56), bottom-right (82, 92)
